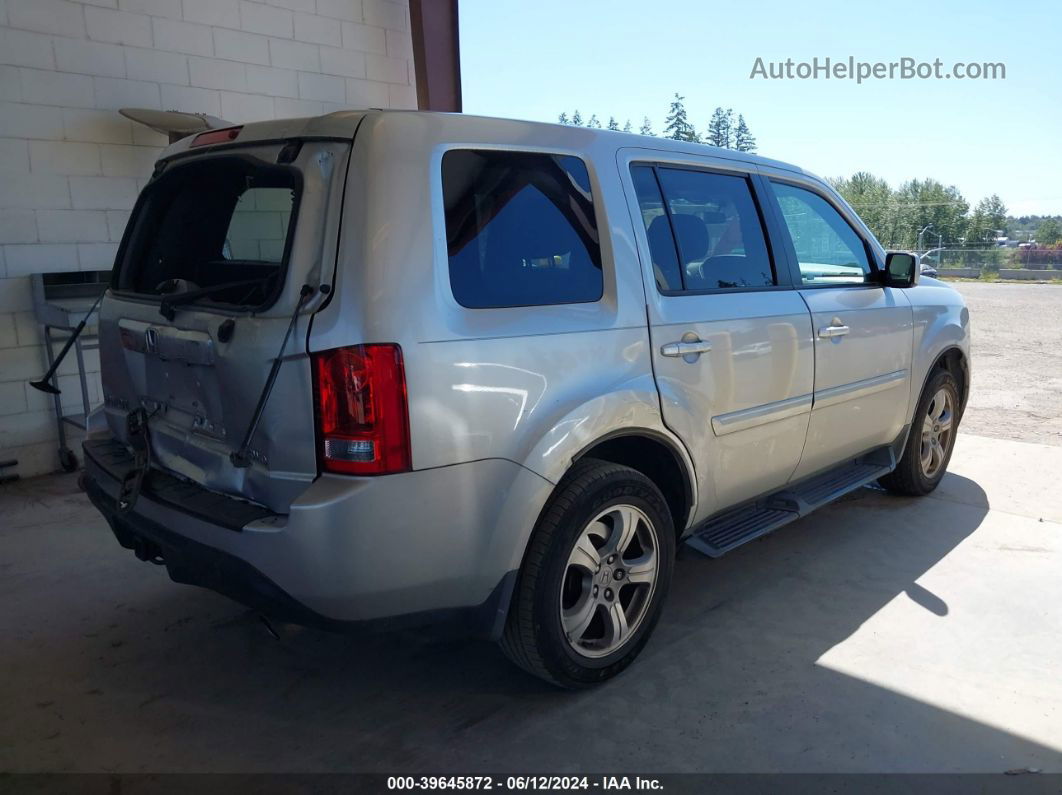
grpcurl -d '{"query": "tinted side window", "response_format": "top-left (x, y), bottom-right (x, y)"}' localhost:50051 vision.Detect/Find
top-left (655, 168), bottom-right (775, 290)
top-left (772, 182), bottom-right (871, 285)
top-left (631, 166), bottom-right (683, 291)
top-left (442, 150), bottom-right (603, 308)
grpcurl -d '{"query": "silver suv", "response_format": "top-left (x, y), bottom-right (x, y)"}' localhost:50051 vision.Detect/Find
top-left (82, 110), bottom-right (970, 688)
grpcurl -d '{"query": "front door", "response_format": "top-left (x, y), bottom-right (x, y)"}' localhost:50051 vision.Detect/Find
top-left (765, 179), bottom-right (914, 480)
top-left (625, 157), bottom-right (815, 522)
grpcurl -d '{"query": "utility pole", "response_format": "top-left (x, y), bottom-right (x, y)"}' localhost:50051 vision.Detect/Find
top-left (918, 224), bottom-right (934, 256)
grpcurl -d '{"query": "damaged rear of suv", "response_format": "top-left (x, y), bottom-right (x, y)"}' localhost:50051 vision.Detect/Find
top-left (82, 110), bottom-right (969, 688)
top-left (84, 111), bottom-right (559, 642)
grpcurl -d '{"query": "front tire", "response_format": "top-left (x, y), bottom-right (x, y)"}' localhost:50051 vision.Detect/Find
top-left (879, 369), bottom-right (961, 496)
top-left (500, 459), bottom-right (675, 688)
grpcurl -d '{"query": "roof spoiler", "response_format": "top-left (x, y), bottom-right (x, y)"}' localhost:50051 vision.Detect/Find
top-left (119, 108), bottom-right (236, 144)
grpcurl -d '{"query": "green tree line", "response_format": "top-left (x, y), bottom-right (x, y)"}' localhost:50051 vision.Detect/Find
top-left (831, 174), bottom-right (1062, 265)
top-left (558, 93), bottom-right (757, 152)
top-left (557, 97), bottom-right (1060, 254)
top-left (829, 173), bottom-right (1062, 248)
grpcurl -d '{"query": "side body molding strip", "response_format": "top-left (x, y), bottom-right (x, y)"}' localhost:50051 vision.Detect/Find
top-left (711, 393), bottom-right (813, 437)
top-left (710, 369), bottom-right (909, 436)
top-left (812, 369), bottom-right (908, 410)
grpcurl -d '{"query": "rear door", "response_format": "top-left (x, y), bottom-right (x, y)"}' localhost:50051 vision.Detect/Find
top-left (98, 137), bottom-right (351, 512)
top-left (762, 177), bottom-right (914, 480)
top-left (622, 152), bottom-right (815, 521)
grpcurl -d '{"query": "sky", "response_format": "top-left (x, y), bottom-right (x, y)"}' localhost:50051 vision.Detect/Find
top-left (459, 0), bottom-right (1062, 216)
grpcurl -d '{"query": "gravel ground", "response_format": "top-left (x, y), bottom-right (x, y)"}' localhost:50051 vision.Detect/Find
top-left (948, 282), bottom-right (1062, 446)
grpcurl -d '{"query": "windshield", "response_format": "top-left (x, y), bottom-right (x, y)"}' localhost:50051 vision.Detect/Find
top-left (115, 155), bottom-right (302, 311)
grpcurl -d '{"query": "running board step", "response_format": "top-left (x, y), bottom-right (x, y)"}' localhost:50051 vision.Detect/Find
top-left (686, 504), bottom-right (797, 557)
top-left (686, 450), bottom-right (896, 558)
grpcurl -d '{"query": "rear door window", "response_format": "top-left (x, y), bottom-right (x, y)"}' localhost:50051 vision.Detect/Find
top-left (631, 164), bottom-right (775, 292)
top-left (630, 165), bottom-right (683, 291)
top-left (116, 156), bottom-right (300, 309)
top-left (442, 149), bottom-right (603, 308)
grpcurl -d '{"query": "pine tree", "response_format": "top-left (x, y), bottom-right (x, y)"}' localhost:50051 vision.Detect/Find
top-left (558, 112), bottom-right (569, 125)
top-left (706, 107), bottom-right (734, 148)
top-left (734, 114), bottom-right (756, 152)
top-left (663, 93), bottom-right (698, 142)
top-left (639, 116), bottom-right (653, 136)
top-left (587, 114), bottom-right (602, 128)
top-left (623, 119), bottom-right (632, 133)
top-left (607, 116), bottom-right (620, 131)
top-left (571, 109), bottom-right (583, 126)
top-left (706, 108), bottom-right (724, 147)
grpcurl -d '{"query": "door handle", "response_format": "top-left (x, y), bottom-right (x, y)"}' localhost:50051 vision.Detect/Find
top-left (661, 340), bottom-right (712, 358)
top-left (818, 324), bottom-right (850, 339)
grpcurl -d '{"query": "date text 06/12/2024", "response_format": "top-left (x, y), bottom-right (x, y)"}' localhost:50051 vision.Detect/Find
top-left (386, 776), bottom-right (664, 791)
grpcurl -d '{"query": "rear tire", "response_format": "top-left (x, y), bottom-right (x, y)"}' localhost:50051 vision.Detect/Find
top-left (500, 458), bottom-right (674, 689)
top-left (879, 369), bottom-right (960, 496)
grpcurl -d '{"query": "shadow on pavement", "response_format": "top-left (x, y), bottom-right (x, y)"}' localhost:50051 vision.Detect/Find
top-left (3, 470), bottom-right (1061, 772)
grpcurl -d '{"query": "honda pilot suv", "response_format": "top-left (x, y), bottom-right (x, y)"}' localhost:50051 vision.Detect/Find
top-left (82, 110), bottom-right (970, 688)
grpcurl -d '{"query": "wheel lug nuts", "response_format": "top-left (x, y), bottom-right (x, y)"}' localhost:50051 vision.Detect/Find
top-left (607, 555), bottom-right (615, 564)
top-left (613, 570), bottom-right (625, 580)
top-left (604, 588), bottom-right (613, 600)
top-left (593, 585), bottom-right (599, 596)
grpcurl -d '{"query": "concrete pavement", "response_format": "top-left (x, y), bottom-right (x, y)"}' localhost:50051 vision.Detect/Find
top-left (1, 433), bottom-right (1060, 773)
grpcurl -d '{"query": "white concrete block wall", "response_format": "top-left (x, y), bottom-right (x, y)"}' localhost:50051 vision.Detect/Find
top-left (0, 0), bottom-right (416, 478)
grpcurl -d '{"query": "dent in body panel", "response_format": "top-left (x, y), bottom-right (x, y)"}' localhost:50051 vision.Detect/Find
top-left (99, 315), bottom-right (319, 511)
top-left (96, 141), bottom-right (350, 514)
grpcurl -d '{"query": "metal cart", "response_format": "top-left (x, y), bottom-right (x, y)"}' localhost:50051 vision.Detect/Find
top-left (31, 271), bottom-right (110, 472)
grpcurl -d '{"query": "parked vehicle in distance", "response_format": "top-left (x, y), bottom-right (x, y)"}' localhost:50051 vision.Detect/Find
top-left (81, 111), bottom-right (970, 688)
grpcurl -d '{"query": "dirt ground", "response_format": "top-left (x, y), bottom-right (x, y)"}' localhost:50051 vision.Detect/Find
top-left (950, 281), bottom-right (1062, 446)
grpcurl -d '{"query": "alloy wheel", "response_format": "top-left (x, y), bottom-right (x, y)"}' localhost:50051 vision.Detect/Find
top-left (559, 504), bottom-right (659, 659)
top-left (920, 388), bottom-right (954, 479)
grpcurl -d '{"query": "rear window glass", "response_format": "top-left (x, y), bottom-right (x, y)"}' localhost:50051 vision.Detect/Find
top-left (631, 165), bottom-right (683, 291)
top-left (117, 156), bottom-right (300, 309)
top-left (655, 168), bottom-right (775, 291)
top-left (224, 187), bottom-right (294, 262)
top-left (442, 149), bottom-right (603, 308)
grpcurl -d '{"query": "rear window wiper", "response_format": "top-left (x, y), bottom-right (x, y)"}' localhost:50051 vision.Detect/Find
top-left (158, 279), bottom-right (264, 320)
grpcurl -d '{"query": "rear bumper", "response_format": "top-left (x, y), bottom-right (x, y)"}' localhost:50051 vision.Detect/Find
top-left (83, 438), bottom-right (553, 637)
top-left (84, 475), bottom-right (358, 631)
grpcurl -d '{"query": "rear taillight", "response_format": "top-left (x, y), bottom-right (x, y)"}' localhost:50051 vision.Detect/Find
top-left (312, 344), bottom-right (411, 476)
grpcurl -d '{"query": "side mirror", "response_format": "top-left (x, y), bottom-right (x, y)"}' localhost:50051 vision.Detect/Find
top-left (881, 251), bottom-right (919, 287)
